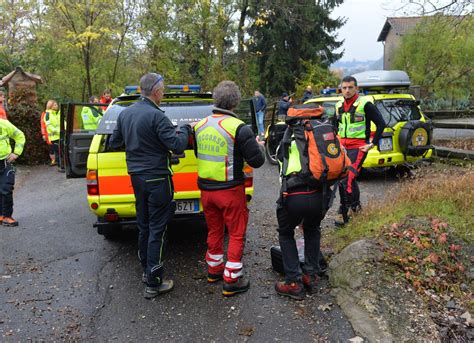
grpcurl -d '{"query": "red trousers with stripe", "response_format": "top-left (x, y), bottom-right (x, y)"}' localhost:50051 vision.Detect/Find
top-left (201, 184), bottom-right (249, 283)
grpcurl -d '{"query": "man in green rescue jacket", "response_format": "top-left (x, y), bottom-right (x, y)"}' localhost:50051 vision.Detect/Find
top-left (335, 76), bottom-right (386, 225)
top-left (0, 119), bottom-right (25, 226)
top-left (81, 96), bottom-right (102, 131)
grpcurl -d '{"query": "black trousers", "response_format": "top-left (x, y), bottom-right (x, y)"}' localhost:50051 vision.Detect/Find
top-left (276, 191), bottom-right (324, 282)
top-left (50, 140), bottom-right (62, 169)
top-left (131, 174), bottom-right (175, 287)
top-left (0, 161), bottom-right (15, 217)
top-left (340, 147), bottom-right (368, 210)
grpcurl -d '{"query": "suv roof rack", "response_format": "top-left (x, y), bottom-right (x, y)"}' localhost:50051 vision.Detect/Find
top-left (351, 70), bottom-right (411, 90)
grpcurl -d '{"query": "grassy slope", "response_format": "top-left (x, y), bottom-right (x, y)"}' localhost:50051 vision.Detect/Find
top-left (330, 165), bottom-right (473, 252)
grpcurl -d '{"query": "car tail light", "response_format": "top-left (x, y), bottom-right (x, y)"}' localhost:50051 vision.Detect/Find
top-left (243, 165), bottom-right (253, 187)
top-left (378, 159), bottom-right (385, 165)
top-left (91, 203), bottom-right (98, 210)
top-left (87, 170), bottom-right (99, 195)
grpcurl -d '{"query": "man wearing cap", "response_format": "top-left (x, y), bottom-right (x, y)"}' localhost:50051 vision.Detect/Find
top-left (110, 72), bottom-right (192, 299)
top-left (277, 93), bottom-right (292, 119)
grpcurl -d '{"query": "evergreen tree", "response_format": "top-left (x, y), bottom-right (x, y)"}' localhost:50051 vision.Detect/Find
top-left (247, 0), bottom-right (344, 96)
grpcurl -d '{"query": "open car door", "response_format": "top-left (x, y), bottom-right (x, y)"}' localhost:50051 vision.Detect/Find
top-left (61, 102), bottom-right (104, 178)
top-left (234, 98), bottom-right (257, 135)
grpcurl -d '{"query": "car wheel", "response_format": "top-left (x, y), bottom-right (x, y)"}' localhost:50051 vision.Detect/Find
top-left (265, 137), bottom-right (279, 165)
top-left (399, 121), bottom-right (432, 157)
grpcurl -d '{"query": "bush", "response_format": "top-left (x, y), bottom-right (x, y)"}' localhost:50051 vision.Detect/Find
top-left (7, 89), bottom-right (49, 165)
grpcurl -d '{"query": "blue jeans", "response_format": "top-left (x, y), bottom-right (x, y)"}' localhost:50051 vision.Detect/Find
top-left (131, 174), bottom-right (175, 287)
top-left (256, 110), bottom-right (265, 135)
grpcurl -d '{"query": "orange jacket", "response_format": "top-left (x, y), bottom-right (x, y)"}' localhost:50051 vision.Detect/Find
top-left (40, 111), bottom-right (51, 145)
top-left (0, 105), bottom-right (7, 120)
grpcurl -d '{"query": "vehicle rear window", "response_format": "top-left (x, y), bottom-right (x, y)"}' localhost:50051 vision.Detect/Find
top-left (374, 99), bottom-right (422, 127)
top-left (96, 102), bottom-right (214, 135)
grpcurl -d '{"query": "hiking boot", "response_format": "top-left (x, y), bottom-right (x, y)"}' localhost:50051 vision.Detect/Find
top-left (275, 281), bottom-right (304, 300)
top-left (142, 272), bottom-right (147, 284)
top-left (207, 272), bottom-right (223, 284)
top-left (222, 277), bottom-right (250, 297)
top-left (351, 204), bottom-right (362, 213)
top-left (3, 217), bottom-right (18, 227)
top-left (144, 279), bottom-right (174, 299)
top-left (302, 274), bottom-right (318, 293)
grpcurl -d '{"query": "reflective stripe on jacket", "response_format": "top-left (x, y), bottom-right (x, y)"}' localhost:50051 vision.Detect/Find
top-left (0, 119), bottom-right (26, 159)
top-left (336, 96), bottom-right (372, 139)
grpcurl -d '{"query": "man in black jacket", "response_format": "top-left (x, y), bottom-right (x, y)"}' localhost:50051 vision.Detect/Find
top-left (110, 73), bottom-right (192, 299)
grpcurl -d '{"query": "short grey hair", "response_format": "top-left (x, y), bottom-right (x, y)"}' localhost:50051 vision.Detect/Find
top-left (140, 73), bottom-right (164, 96)
top-left (213, 81), bottom-right (241, 110)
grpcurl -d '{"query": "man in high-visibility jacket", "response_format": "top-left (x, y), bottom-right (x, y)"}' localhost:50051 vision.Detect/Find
top-left (81, 96), bottom-right (102, 131)
top-left (335, 76), bottom-right (386, 224)
top-left (194, 80), bottom-right (265, 297)
top-left (0, 119), bottom-right (25, 226)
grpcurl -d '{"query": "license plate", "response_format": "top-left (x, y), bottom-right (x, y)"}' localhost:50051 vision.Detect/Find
top-left (175, 200), bottom-right (200, 214)
top-left (378, 137), bottom-right (393, 152)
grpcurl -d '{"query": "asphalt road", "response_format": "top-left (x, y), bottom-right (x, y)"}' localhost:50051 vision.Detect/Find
top-left (0, 162), bottom-right (397, 341)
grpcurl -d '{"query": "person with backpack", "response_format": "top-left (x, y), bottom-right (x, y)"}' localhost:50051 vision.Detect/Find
top-left (334, 76), bottom-right (386, 225)
top-left (275, 104), bottom-right (350, 300)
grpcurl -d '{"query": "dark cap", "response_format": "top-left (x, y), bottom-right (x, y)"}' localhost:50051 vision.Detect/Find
top-left (281, 92), bottom-right (288, 97)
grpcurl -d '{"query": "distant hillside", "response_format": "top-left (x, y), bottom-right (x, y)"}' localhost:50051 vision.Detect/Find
top-left (331, 57), bottom-right (383, 76)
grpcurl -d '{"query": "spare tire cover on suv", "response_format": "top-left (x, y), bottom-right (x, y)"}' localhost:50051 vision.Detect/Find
top-left (398, 120), bottom-right (432, 156)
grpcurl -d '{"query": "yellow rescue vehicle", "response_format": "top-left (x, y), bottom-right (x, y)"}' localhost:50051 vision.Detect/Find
top-left (265, 71), bottom-right (433, 168)
top-left (62, 86), bottom-right (257, 238)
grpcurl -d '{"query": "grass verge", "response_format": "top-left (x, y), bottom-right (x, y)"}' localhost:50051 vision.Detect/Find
top-left (330, 166), bottom-right (473, 252)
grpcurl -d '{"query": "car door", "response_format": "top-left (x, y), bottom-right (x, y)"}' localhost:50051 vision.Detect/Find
top-left (234, 98), bottom-right (257, 135)
top-left (61, 102), bottom-right (103, 178)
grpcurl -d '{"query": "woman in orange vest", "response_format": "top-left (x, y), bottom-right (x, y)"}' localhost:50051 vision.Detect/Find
top-left (41, 100), bottom-right (57, 166)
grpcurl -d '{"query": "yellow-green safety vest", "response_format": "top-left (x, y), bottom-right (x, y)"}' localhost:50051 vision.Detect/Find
top-left (45, 110), bottom-right (61, 142)
top-left (335, 96), bottom-right (372, 139)
top-left (81, 106), bottom-right (102, 130)
top-left (0, 119), bottom-right (26, 160)
top-left (194, 114), bottom-right (243, 182)
top-left (278, 140), bottom-right (302, 176)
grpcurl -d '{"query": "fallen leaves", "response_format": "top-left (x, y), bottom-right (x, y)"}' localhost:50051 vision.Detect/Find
top-left (238, 326), bottom-right (255, 336)
top-left (317, 303), bottom-right (333, 312)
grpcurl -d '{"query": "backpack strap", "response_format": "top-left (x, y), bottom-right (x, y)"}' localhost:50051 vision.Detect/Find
top-left (280, 126), bottom-right (293, 178)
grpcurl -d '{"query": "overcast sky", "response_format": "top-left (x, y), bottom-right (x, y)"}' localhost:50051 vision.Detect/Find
top-left (331, 0), bottom-right (399, 61)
